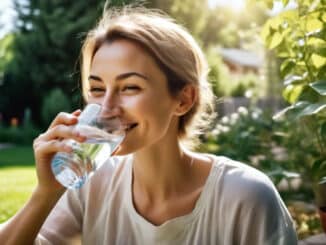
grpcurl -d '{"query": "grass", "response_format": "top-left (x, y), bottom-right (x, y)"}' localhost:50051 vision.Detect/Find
top-left (0, 146), bottom-right (35, 167)
top-left (0, 167), bottom-right (36, 223)
top-left (0, 146), bottom-right (36, 223)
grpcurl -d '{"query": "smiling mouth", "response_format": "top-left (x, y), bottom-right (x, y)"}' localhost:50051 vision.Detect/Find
top-left (125, 123), bottom-right (138, 132)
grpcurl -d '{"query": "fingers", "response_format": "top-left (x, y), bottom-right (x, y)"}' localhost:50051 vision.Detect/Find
top-left (42, 124), bottom-right (86, 142)
top-left (34, 139), bottom-right (73, 156)
top-left (49, 110), bottom-right (80, 129)
top-left (72, 109), bottom-right (82, 116)
top-left (34, 109), bottom-right (86, 153)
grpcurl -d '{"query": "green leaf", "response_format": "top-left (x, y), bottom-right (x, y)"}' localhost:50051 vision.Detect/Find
top-left (268, 169), bottom-right (300, 185)
top-left (320, 122), bottom-right (326, 142)
top-left (269, 32), bottom-right (284, 49)
top-left (273, 101), bottom-right (310, 121)
top-left (282, 0), bottom-right (290, 6)
top-left (297, 102), bottom-right (326, 118)
top-left (320, 177), bottom-right (326, 185)
top-left (298, 85), bottom-right (322, 103)
top-left (322, 12), bottom-right (326, 23)
top-left (317, 66), bottom-right (326, 80)
top-left (261, 20), bottom-right (272, 44)
top-left (312, 159), bottom-right (326, 181)
top-left (309, 81), bottom-right (326, 96)
top-left (283, 75), bottom-right (305, 86)
top-left (306, 19), bottom-right (323, 33)
top-left (306, 28), bottom-right (326, 40)
top-left (311, 54), bottom-right (326, 69)
top-left (280, 59), bottom-right (296, 78)
top-left (266, 0), bottom-right (274, 9)
top-left (282, 84), bottom-right (304, 103)
top-left (306, 39), bottom-right (325, 52)
top-left (310, 46), bottom-right (326, 57)
top-left (274, 101), bottom-right (326, 122)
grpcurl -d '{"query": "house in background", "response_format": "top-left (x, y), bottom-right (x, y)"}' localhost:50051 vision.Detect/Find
top-left (218, 48), bottom-right (263, 74)
top-left (216, 48), bottom-right (283, 115)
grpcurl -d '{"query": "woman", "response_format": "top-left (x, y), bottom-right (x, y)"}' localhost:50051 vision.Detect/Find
top-left (0, 6), bottom-right (297, 245)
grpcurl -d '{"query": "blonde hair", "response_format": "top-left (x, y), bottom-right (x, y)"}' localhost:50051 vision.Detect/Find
top-left (81, 6), bottom-right (215, 149)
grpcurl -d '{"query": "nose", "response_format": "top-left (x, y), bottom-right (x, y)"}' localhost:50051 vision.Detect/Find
top-left (100, 90), bottom-right (121, 118)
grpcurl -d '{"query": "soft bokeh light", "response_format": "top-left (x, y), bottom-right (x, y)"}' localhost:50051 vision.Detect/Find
top-left (0, 0), bottom-right (15, 38)
top-left (208, 0), bottom-right (246, 11)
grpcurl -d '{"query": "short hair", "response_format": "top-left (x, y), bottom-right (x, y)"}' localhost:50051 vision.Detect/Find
top-left (81, 6), bottom-right (215, 149)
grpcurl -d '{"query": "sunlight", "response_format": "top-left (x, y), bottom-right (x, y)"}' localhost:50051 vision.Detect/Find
top-left (0, 0), bottom-right (15, 38)
top-left (208, 0), bottom-right (246, 11)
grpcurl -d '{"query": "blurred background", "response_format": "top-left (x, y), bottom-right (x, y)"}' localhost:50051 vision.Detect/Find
top-left (0, 0), bottom-right (325, 240)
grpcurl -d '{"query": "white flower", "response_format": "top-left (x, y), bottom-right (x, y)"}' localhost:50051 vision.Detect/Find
top-left (251, 108), bottom-right (262, 119)
top-left (220, 126), bottom-right (230, 133)
top-left (245, 90), bottom-right (253, 98)
top-left (211, 128), bottom-right (220, 136)
top-left (230, 113), bottom-right (239, 124)
top-left (221, 116), bottom-right (229, 124)
top-left (238, 106), bottom-right (248, 116)
top-left (251, 111), bottom-right (259, 119)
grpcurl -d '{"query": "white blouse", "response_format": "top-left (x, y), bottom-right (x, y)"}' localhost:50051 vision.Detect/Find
top-left (35, 154), bottom-right (298, 245)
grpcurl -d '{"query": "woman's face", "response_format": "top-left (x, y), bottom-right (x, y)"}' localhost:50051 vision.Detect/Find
top-left (87, 39), bottom-right (181, 154)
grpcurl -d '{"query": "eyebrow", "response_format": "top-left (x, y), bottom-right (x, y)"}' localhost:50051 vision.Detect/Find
top-left (88, 72), bottom-right (149, 83)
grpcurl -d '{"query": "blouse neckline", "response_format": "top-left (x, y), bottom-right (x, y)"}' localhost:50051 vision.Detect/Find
top-left (125, 154), bottom-right (221, 238)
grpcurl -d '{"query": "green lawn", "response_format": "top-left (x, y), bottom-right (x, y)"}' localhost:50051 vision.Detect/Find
top-left (0, 167), bottom-right (36, 223)
top-left (0, 146), bottom-right (36, 223)
top-left (0, 146), bottom-right (35, 167)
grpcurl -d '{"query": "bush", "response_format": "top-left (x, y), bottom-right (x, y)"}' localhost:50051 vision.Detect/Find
top-left (0, 125), bottom-right (41, 145)
top-left (0, 108), bottom-right (41, 145)
top-left (41, 88), bottom-right (71, 126)
top-left (200, 106), bottom-right (318, 201)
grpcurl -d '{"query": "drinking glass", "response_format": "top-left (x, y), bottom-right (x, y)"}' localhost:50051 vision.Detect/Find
top-left (51, 104), bottom-right (125, 189)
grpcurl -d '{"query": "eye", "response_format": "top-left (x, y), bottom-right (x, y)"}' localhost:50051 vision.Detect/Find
top-left (89, 87), bottom-right (105, 96)
top-left (90, 87), bottom-right (105, 92)
top-left (121, 85), bottom-right (141, 92)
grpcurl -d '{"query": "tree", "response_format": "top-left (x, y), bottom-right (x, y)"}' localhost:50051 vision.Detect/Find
top-left (0, 0), bottom-right (134, 127)
top-left (146, 0), bottom-right (209, 44)
top-left (260, 0), bottom-right (326, 204)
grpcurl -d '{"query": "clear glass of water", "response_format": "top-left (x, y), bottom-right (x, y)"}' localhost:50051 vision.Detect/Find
top-left (51, 104), bottom-right (125, 189)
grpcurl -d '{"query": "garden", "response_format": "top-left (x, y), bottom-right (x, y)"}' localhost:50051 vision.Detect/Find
top-left (0, 0), bottom-right (325, 241)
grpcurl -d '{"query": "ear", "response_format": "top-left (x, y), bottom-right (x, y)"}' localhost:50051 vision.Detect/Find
top-left (174, 84), bottom-right (197, 116)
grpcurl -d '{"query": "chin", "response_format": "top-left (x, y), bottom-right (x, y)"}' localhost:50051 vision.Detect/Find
top-left (112, 144), bottom-right (138, 156)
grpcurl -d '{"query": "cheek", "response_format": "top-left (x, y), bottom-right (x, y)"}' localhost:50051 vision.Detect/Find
top-left (87, 97), bottom-right (103, 105)
top-left (121, 92), bottom-right (176, 126)
top-left (121, 96), bottom-right (148, 113)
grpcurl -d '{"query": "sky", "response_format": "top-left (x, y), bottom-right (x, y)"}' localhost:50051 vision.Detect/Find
top-left (0, 0), bottom-right (15, 38)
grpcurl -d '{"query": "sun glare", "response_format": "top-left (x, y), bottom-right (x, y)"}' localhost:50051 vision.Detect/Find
top-left (208, 0), bottom-right (246, 11)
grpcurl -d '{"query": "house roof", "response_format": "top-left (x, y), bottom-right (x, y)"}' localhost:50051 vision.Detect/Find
top-left (219, 48), bottom-right (263, 68)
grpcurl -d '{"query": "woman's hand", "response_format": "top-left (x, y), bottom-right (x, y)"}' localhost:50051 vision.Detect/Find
top-left (33, 109), bottom-right (86, 194)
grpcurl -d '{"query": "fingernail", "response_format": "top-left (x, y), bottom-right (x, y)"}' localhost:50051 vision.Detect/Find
top-left (77, 134), bottom-right (86, 141)
top-left (64, 145), bottom-right (72, 152)
top-left (79, 136), bottom-right (86, 140)
top-left (72, 109), bottom-right (81, 114)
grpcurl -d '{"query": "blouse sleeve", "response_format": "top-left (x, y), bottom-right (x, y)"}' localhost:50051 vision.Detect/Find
top-left (34, 189), bottom-right (83, 245)
top-left (218, 158), bottom-right (298, 245)
top-left (235, 174), bottom-right (298, 245)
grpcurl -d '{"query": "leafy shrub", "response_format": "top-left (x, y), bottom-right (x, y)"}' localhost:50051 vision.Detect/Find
top-left (230, 72), bottom-right (261, 97)
top-left (41, 88), bottom-right (71, 126)
top-left (0, 123), bottom-right (41, 145)
top-left (261, 0), bottom-right (326, 189)
top-left (0, 108), bottom-right (41, 145)
top-left (200, 106), bottom-right (318, 201)
top-left (206, 48), bottom-right (228, 97)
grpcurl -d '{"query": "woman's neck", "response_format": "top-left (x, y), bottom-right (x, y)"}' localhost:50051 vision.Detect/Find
top-left (132, 139), bottom-right (193, 203)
